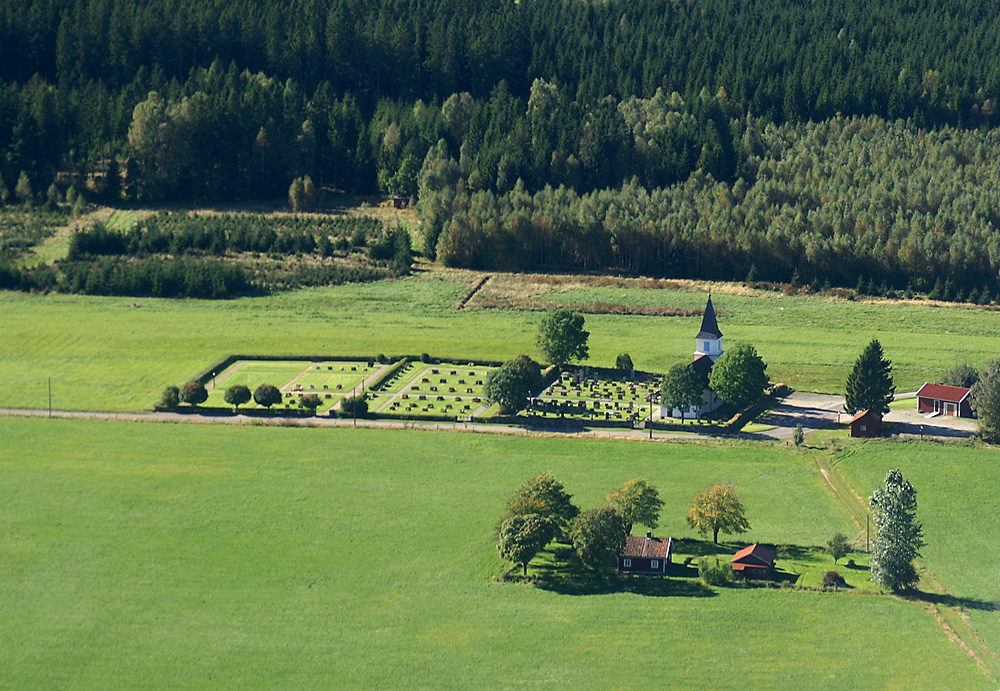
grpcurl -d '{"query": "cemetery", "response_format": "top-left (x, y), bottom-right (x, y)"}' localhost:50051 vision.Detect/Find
top-left (526, 369), bottom-right (663, 426)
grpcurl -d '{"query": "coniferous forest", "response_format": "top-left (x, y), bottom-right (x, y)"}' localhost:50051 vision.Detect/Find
top-left (4, 0), bottom-right (1000, 294)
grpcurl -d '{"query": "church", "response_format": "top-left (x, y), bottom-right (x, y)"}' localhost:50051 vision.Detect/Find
top-left (662, 295), bottom-right (726, 420)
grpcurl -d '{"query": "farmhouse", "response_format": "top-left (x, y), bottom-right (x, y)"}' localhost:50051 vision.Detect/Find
top-left (663, 295), bottom-right (726, 419)
top-left (618, 532), bottom-right (672, 575)
top-left (849, 408), bottom-right (882, 438)
top-left (915, 383), bottom-right (972, 417)
top-left (731, 543), bottom-right (776, 579)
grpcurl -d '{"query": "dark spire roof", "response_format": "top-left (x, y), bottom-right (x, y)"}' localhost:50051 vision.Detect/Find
top-left (696, 294), bottom-right (723, 340)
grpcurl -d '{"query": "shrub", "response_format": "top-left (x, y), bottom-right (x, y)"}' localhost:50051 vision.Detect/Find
top-left (160, 385), bottom-right (180, 409)
top-left (341, 394), bottom-right (368, 417)
top-left (792, 423), bottom-right (804, 446)
top-left (299, 393), bottom-right (322, 414)
top-left (180, 380), bottom-right (208, 406)
top-left (420, 352), bottom-right (431, 363)
top-left (822, 570), bottom-right (843, 588)
top-left (376, 353), bottom-right (387, 364)
top-left (698, 557), bottom-right (733, 586)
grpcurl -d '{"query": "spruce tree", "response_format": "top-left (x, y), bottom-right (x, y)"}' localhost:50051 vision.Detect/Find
top-left (845, 339), bottom-right (895, 416)
top-left (869, 469), bottom-right (923, 591)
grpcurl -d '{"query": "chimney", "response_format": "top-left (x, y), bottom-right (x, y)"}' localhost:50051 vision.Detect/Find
top-left (646, 531), bottom-right (652, 538)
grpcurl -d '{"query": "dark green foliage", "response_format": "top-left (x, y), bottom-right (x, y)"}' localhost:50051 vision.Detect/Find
top-left (299, 393), bottom-right (322, 414)
top-left (662, 362), bottom-right (705, 421)
top-left (869, 469), bottom-right (924, 592)
top-left (179, 381), bottom-right (207, 406)
top-left (615, 353), bottom-right (633, 371)
top-left (844, 339), bottom-right (895, 416)
top-left (822, 571), bottom-right (843, 589)
top-left (253, 384), bottom-right (282, 409)
top-left (971, 362), bottom-right (1000, 442)
top-left (536, 309), bottom-right (589, 366)
top-left (483, 355), bottom-right (542, 414)
top-left (499, 472), bottom-right (579, 539)
top-left (340, 394), bottom-right (368, 417)
top-left (497, 513), bottom-right (555, 576)
top-left (224, 384), bottom-right (251, 412)
top-left (160, 385), bottom-right (179, 409)
top-left (698, 557), bottom-right (733, 586)
top-left (941, 362), bottom-right (979, 389)
top-left (708, 342), bottom-right (768, 411)
top-left (792, 424), bottom-right (805, 447)
top-left (569, 506), bottom-right (627, 574)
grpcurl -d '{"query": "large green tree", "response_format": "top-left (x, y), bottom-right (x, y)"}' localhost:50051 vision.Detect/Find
top-left (224, 384), bottom-right (251, 412)
top-left (499, 472), bottom-right (579, 538)
top-left (497, 513), bottom-right (555, 576)
top-left (708, 342), bottom-right (768, 411)
top-left (536, 309), bottom-right (589, 367)
top-left (253, 383), bottom-right (283, 409)
top-left (662, 362), bottom-right (705, 421)
top-left (179, 380), bottom-right (208, 406)
top-left (606, 478), bottom-right (664, 535)
top-left (483, 354), bottom-right (542, 414)
top-left (687, 483), bottom-right (750, 544)
top-left (970, 361), bottom-right (1000, 442)
top-left (569, 506), bottom-right (628, 574)
top-left (869, 469), bottom-right (924, 592)
top-left (845, 339), bottom-right (895, 416)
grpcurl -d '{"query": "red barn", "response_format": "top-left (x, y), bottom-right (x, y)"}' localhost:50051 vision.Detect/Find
top-left (915, 383), bottom-right (972, 417)
top-left (849, 409), bottom-right (882, 438)
top-left (731, 543), bottom-right (776, 579)
top-left (618, 532), bottom-right (672, 575)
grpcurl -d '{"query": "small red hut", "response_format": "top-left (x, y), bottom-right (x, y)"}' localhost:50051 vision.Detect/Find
top-left (849, 409), bottom-right (882, 438)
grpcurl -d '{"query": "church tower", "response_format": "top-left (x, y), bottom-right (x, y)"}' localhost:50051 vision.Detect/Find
top-left (694, 294), bottom-right (724, 362)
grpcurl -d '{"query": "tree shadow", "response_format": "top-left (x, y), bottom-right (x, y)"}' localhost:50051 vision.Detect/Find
top-left (534, 574), bottom-right (717, 598)
top-left (672, 537), bottom-right (732, 557)
top-left (902, 590), bottom-right (999, 612)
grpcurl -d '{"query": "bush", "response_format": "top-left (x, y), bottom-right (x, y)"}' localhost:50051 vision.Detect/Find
top-left (341, 393), bottom-right (368, 417)
top-left (420, 352), bottom-right (431, 363)
top-left (792, 423), bottom-right (804, 446)
top-left (822, 570), bottom-right (843, 588)
top-left (698, 557), bottom-right (733, 586)
top-left (376, 353), bottom-right (387, 364)
top-left (180, 380), bottom-right (207, 406)
top-left (160, 385), bottom-right (180, 409)
top-left (299, 393), bottom-right (322, 414)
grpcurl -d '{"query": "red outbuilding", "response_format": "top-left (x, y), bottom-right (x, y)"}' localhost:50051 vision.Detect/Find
top-left (915, 383), bottom-right (972, 417)
top-left (849, 408), bottom-right (882, 437)
top-left (618, 532), bottom-right (672, 576)
top-left (731, 543), bottom-right (776, 579)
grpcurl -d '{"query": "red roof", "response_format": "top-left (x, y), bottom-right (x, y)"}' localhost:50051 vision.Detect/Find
top-left (732, 543), bottom-right (776, 566)
top-left (849, 408), bottom-right (873, 424)
top-left (622, 535), bottom-right (672, 559)
top-left (916, 382), bottom-right (970, 403)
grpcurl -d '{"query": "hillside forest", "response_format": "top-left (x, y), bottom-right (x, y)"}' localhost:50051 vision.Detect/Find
top-left (4, 0), bottom-right (1000, 297)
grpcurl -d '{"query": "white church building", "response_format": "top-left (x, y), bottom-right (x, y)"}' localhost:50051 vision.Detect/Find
top-left (662, 294), bottom-right (727, 419)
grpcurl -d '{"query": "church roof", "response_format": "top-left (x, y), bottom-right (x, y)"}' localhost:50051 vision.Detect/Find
top-left (696, 295), bottom-right (723, 340)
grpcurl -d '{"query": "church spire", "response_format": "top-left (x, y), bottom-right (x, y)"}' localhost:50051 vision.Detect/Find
top-left (696, 294), bottom-right (723, 340)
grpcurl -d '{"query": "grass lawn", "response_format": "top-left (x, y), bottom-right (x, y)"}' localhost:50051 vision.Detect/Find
top-left (832, 438), bottom-right (1000, 659)
top-left (4, 271), bottom-right (1000, 412)
top-left (0, 417), bottom-right (989, 689)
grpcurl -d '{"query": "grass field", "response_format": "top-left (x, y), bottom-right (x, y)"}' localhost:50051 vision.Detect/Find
top-left (832, 439), bottom-right (1000, 659)
top-left (0, 417), bottom-right (988, 689)
top-left (3, 270), bottom-right (1000, 412)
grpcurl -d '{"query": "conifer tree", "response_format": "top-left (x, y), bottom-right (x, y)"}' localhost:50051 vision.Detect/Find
top-left (845, 339), bottom-right (895, 416)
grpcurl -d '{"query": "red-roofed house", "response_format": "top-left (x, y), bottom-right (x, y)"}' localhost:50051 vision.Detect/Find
top-left (731, 543), bottom-right (776, 579)
top-left (916, 383), bottom-right (972, 417)
top-left (618, 532), bottom-right (672, 575)
top-left (849, 408), bottom-right (882, 438)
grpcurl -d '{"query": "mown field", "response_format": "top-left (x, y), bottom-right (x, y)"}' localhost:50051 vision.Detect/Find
top-left (0, 417), bottom-right (988, 689)
top-left (3, 271), bottom-right (1000, 412)
top-left (833, 439), bottom-right (1000, 660)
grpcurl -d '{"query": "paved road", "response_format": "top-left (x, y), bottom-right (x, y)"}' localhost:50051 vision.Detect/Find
top-left (0, 391), bottom-right (975, 441)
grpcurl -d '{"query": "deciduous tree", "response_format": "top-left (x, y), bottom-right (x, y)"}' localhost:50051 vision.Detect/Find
top-left (500, 472), bottom-right (579, 538)
top-left (606, 478), bottom-right (664, 534)
top-left (224, 384), bottom-right (251, 412)
top-left (299, 393), bottom-right (322, 414)
top-left (662, 362), bottom-right (705, 421)
top-left (484, 354), bottom-right (542, 414)
top-left (569, 506), bottom-right (627, 573)
top-left (160, 385), bottom-right (180, 409)
top-left (687, 483), bottom-right (750, 544)
top-left (180, 380), bottom-right (208, 406)
top-left (845, 339), bottom-right (895, 416)
top-left (971, 360), bottom-right (1000, 441)
top-left (536, 309), bottom-right (589, 366)
top-left (253, 383), bottom-right (282, 409)
top-left (869, 469), bottom-right (924, 591)
top-left (827, 532), bottom-right (850, 564)
top-left (497, 513), bottom-right (555, 576)
top-left (615, 353), bottom-right (633, 371)
top-left (708, 342), bottom-right (768, 411)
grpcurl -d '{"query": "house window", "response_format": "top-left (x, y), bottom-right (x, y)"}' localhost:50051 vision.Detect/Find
top-left (623, 559), bottom-right (631, 568)
top-left (651, 560), bottom-right (659, 568)
top-left (860, 425), bottom-right (867, 432)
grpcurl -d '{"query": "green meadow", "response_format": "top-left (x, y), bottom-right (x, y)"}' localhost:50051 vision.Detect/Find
top-left (3, 273), bottom-right (1000, 412)
top-left (833, 439), bottom-right (1000, 657)
top-left (0, 417), bottom-right (988, 689)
